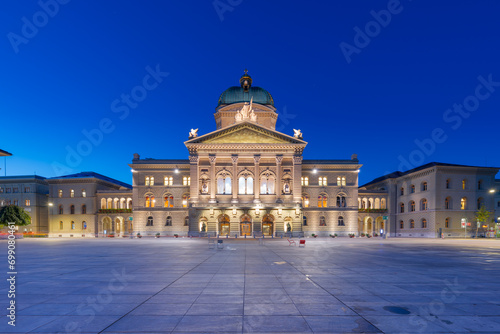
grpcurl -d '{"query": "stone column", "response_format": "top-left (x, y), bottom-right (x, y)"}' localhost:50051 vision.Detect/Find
top-left (209, 155), bottom-right (216, 203)
top-left (254, 155), bottom-right (261, 203)
top-left (231, 155), bottom-right (238, 203)
top-left (189, 155), bottom-right (199, 204)
top-left (275, 155), bottom-right (283, 203)
top-left (292, 155), bottom-right (302, 204)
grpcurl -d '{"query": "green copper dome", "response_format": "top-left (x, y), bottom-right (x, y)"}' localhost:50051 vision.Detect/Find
top-left (217, 71), bottom-right (274, 107)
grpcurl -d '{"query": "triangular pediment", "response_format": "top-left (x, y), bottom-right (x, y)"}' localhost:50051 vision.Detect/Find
top-left (185, 122), bottom-right (306, 145)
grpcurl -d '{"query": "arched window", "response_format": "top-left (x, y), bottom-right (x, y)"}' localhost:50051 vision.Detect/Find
top-left (120, 198), bottom-right (126, 209)
top-left (445, 197), bottom-right (451, 209)
top-left (260, 172), bottom-right (274, 194)
top-left (374, 198), bottom-right (380, 209)
top-left (368, 199), bottom-right (373, 209)
top-left (107, 198), bottom-right (112, 209)
top-left (338, 216), bottom-right (345, 226)
top-left (81, 205), bottom-right (86, 214)
top-left (302, 194), bottom-right (309, 208)
top-left (82, 189), bottom-right (86, 197)
top-left (70, 205), bottom-right (75, 214)
top-left (319, 177), bottom-right (327, 186)
top-left (409, 201), bottom-right (415, 212)
top-left (184, 216), bottom-right (189, 226)
top-left (410, 220), bottom-right (415, 229)
top-left (113, 198), bottom-right (119, 209)
top-left (478, 180), bottom-right (483, 190)
top-left (71, 221), bottom-right (75, 229)
top-left (199, 217), bottom-right (207, 232)
top-left (410, 185), bottom-right (415, 193)
top-left (381, 198), bottom-right (386, 209)
top-left (58, 189), bottom-right (63, 198)
top-left (446, 179), bottom-right (451, 189)
top-left (462, 179), bottom-right (467, 190)
top-left (318, 194), bottom-right (327, 207)
top-left (59, 221), bottom-right (63, 229)
top-left (82, 221), bottom-right (87, 230)
top-left (399, 220), bottom-right (404, 229)
top-left (302, 215), bottom-right (307, 226)
top-left (127, 198), bottom-right (132, 209)
top-left (421, 198), bottom-right (428, 211)
top-left (445, 217), bottom-right (450, 228)
top-left (146, 216), bottom-right (154, 226)
top-left (164, 195), bottom-right (173, 208)
top-left (421, 219), bottom-right (427, 228)
top-left (164, 176), bottom-right (173, 186)
top-left (461, 197), bottom-right (467, 210)
top-left (182, 194), bottom-right (190, 208)
top-left (301, 177), bottom-right (309, 186)
top-left (319, 216), bottom-right (326, 226)
top-left (400, 187), bottom-right (404, 196)
top-left (238, 174), bottom-right (254, 194)
top-left (217, 171), bottom-right (232, 194)
top-left (422, 182), bottom-right (428, 191)
top-left (165, 216), bottom-right (172, 226)
top-left (58, 205), bottom-right (63, 215)
top-left (336, 195), bottom-right (346, 207)
top-left (70, 189), bottom-right (75, 198)
top-left (362, 198), bottom-right (367, 209)
top-left (101, 198), bottom-right (106, 209)
top-left (400, 203), bottom-right (405, 213)
top-left (477, 197), bottom-right (484, 210)
top-left (145, 196), bottom-right (151, 208)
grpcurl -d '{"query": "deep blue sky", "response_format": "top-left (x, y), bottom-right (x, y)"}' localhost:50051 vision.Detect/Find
top-left (1, 0), bottom-right (499, 185)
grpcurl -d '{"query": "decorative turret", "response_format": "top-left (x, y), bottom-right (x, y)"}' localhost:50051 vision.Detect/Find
top-left (239, 69), bottom-right (252, 92)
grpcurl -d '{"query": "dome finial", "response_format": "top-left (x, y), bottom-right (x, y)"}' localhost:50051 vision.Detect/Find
top-left (240, 69), bottom-right (252, 92)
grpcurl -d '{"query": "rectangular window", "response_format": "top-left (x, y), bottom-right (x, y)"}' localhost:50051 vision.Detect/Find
top-left (13, 200), bottom-right (18, 206)
top-left (24, 187), bottom-right (30, 193)
top-left (0, 188), bottom-right (3, 193)
top-left (13, 187), bottom-right (18, 193)
top-left (6, 188), bottom-right (11, 193)
top-left (25, 199), bottom-right (30, 206)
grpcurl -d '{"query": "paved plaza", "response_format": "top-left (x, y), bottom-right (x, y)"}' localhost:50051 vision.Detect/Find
top-left (2, 237), bottom-right (500, 333)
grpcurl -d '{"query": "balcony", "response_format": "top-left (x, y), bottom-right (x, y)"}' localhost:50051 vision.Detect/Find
top-left (358, 208), bottom-right (387, 213)
top-left (98, 208), bottom-right (132, 214)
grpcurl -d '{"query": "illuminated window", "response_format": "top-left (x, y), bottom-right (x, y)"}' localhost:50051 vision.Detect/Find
top-left (182, 194), bottom-right (190, 208)
top-left (58, 189), bottom-right (63, 198)
top-left (422, 182), bottom-right (428, 191)
top-left (71, 221), bottom-right (75, 230)
top-left (381, 198), bottom-right (386, 209)
top-left (164, 195), bottom-right (174, 208)
top-left (13, 200), bottom-right (18, 206)
top-left (146, 216), bottom-right (154, 226)
top-left (336, 196), bottom-right (346, 207)
top-left (260, 172), bottom-right (275, 195)
top-left (145, 177), bottom-right (150, 186)
top-left (82, 189), bottom-right (86, 197)
top-left (238, 175), bottom-right (254, 194)
top-left (25, 199), bottom-right (30, 206)
top-left (145, 196), bottom-right (151, 207)
top-left (399, 220), bottom-right (404, 229)
top-left (319, 216), bottom-right (326, 226)
top-left (58, 205), bottom-right (63, 214)
top-left (421, 219), bottom-right (427, 228)
top-left (445, 217), bottom-right (450, 228)
top-left (462, 179), bottom-right (467, 190)
top-left (301, 177), bottom-right (309, 186)
top-left (446, 179), bottom-right (451, 189)
top-left (150, 177), bottom-right (154, 186)
top-left (70, 189), bottom-right (74, 198)
top-left (421, 198), bottom-right (428, 211)
top-left (183, 176), bottom-right (191, 186)
top-left (218, 172), bottom-right (232, 195)
top-left (59, 221), bottom-right (63, 229)
top-left (81, 205), bottom-right (86, 214)
top-left (318, 194), bottom-right (327, 207)
top-left (70, 205), bottom-right (75, 214)
top-left (337, 176), bottom-right (346, 186)
top-left (338, 216), bottom-right (345, 226)
top-left (164, 176), bottom-right (173, 186)
top-left (302, 194), bottom-right (309, 208)
top-left (165, 216), bottom-right (172, 226)
top-left (409, 201), bottom-right (415, 212)
top-left (445, 197), bottom-right (451, 209)
top-left (0, 188), bottom-right (3, 193)
top-left (461, 197), bottom-right (467, 210)
top-left (410, 185), bottom-right (415, 193)
top-left (410, 220), bottom-right (415, 229)
top-left (319, 177), bottom-right (327, 186)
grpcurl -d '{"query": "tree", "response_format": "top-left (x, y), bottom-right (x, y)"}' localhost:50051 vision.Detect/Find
top-left (474, 204), bottom-right (492, 238)
top-left (0, 205), bottom-right (31, 227)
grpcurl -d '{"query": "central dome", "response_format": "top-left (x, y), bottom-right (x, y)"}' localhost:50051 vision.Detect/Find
top-left (217, 71), bottom-right (274, 107)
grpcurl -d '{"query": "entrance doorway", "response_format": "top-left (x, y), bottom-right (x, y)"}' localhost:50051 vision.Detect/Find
top-left (262, 214), bottom-right (274, 236)
top-left (218, 214), bottom-right (230, 236)
top-left (240, 214), bottom-right (252, 236)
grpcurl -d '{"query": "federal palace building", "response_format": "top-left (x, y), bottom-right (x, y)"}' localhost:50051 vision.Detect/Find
top-left (1, 73), bottom-right (499, 238)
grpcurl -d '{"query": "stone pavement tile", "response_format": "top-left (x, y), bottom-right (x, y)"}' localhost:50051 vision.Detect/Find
top-left (295, 302), bottom-right (357, 316)
top-left (49, 294), bottom-right (150, 304)
top-left (304, 315), bottom-right (381, 333)
top-left (337, 294), bottom-right (390, 303)
top-left (400, 302), bottom-right (469, 316)
top-left (244, 287), bottom-right (287, 295)
top-left (146, 294), bottom-right (199, 304)
top-left (19, 303), bottom-right (77, 315)
top-left (0, 315), bottom-right (59, 333)
top-left (201, 287), bottom-right (244, 295)
top-left (423, 315), bottom-right (500, 332)
top-left (288, 294), bottom-right (338, 304)
top-left (452, 302), bottom-right (500, 315)
top-left (195, 294), bottom-right (244, 304)
top-left (159, 287), bottom-right (205, 295)
top-left (243, 315), bottom-right (311, 333)
top-left (363, 314), bottom-right (455, 333)
top-left (13, 294), bottom-right (53, 304)
top-left (30, 315), bottom-right (123, 333)
top-left (284, 287), bottom-right (331, 296)
top-left (129, 303), bottom-right (192, 316)
top-left (244, 303), bottom-right (301, 315)
top-left (380, 293), bottom-right (434, 304)
top-left (186, 303), bottom-right (243, 315)
top-left (66, 303), bottom-right (138, 316)
top-left (347, 302), bottom-right (402, 316)
top-left (174, 315), bottom-right (242, 332)
top-left (244, 294), bottom-right (293, 304)
top-left (102, 315), bottom-right (182, 332)
top-left (325, 287), bottom-right (371, 296)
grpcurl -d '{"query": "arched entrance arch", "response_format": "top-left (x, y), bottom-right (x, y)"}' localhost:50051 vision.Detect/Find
top-left (240, 214), bottom-right (252, 236)
top-left (199, 217), bottom-right (208, 233)
top-left (284, 217), bottom-right (293, 232)
top-left (218, 214), bottom-right (230, 236)
top-left (262, 214), bottom-right (274, 236)
top-left (115, 217), bottom-right (124, 235)
top-left (102, 216), bottom-right (112, 236)
top-left (375, 216), bottom-right (384, 234)
top-left (364, 216), bottom-right (373, 234)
